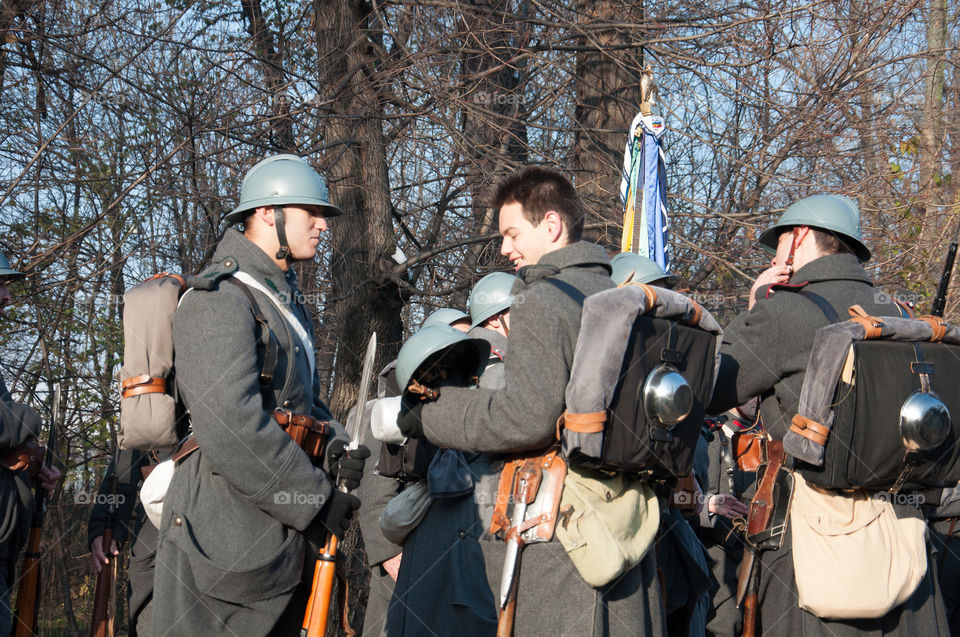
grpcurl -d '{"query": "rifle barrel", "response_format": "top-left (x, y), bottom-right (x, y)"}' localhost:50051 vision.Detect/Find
top-left (932, 242), bottom-right (957, 317)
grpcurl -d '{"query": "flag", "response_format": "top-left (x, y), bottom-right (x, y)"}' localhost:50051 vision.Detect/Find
top-left (620, 111), bottom-right (669, 270)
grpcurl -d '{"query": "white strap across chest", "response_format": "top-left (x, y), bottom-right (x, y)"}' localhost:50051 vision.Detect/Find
top-left (233, 271), bottom-right (316, 379)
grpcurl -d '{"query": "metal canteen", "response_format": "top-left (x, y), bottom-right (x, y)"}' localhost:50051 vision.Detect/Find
top-left (898, 390), bottom-right (951, 453)
top-left (642, 363), bottom-right (694, 427)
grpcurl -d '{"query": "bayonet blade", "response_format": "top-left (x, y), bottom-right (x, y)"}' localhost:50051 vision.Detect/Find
top-left (348, 332), bottom-right (377, 450)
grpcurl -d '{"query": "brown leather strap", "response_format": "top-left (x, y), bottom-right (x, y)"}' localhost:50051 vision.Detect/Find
top-left (120, 375), bottom-right (167, 398)
top-left (0, 441), bottom-right (44, 476)
top-left (789, 414), bottom-right (829, 446)
top-left (145, 272), bottom-right (187, 291)
top-left (847, 305), bottom-right (884, 339)
top-left (918, 315), bottom-right (948, 343)
top-left (686, 299), bottom-right (703, 327)
top-left (563, 411), bottom-right (606, 434)
top-left (273, 410), bottom-right (329, 460)
top-left (173, 438), bottom-right (200, 464)
top-left (623, 282), bottom-right (658, 312)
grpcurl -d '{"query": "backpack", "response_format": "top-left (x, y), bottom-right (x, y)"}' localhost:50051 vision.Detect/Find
top-left (117, 265), bottom-right (279, 454)
top-left (559, 283), bottom-right (722, 479)
top-left (785, 304), bottom-right (960, 491)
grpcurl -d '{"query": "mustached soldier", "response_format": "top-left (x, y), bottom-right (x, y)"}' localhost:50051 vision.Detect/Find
top-left (708, 195), bottom-right (948, 636)
top-left (152, 155), bottom-right (369, 635)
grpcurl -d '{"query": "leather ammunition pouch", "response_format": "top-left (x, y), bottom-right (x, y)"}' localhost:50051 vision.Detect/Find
top-left (376, 438), bottom-right (437, 482)
top-left (273, 409), bottom-right (329, 461)
top-left (745, 438), bottom-right (794, 550)
top-left (732, 430), bottom-right (765, 472)
top-left (490, 449), bottom-right (566, 545)
top-left (0, 438), bottom-right (45, 476)
top-left (669, 472), bottom-right (699, 513)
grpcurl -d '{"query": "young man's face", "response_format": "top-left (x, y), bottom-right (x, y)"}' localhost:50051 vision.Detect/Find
top-left (498, 201), bottom-right (556, 270)
top-left (279, 205), bottom-right (329, 261)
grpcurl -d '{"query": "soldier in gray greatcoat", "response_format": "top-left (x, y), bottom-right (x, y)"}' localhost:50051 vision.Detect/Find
top-left (398, 167), bottom-right (667, 637)
top-left (386, 274), bottom-right (514, 637)
top-left (152, 155), bottom-right (369, 636)
top-left (708, 195), bottom-right (949, 636)
top-left (0, 252), bottom-right (62, 636)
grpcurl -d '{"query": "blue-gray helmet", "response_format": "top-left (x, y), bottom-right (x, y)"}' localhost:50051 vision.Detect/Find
top-left (225, 154), bottom-right (343, 225)
top-left (468, 272), bottom-right (516, 328)
top-left (395, 325), bottom-right (491, 393)
top-left (758, 194), bottom-right (870, 262)
top-left (421, 308), bottom-right (469, 330)
top-left (0, 252), bottom-right (24, 281)
top-left (610, 252), bottom-right (678, 288)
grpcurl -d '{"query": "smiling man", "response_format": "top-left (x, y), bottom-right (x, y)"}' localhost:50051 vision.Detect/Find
top-left (399, 166), bottom-right (666, 637)
top-left (152, 155), bottom-right (368, 636)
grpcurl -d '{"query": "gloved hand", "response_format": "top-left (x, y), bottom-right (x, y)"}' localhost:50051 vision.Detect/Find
top-left (326, 440), bottom-right (370, 490)
top-left (397, 397), bottom-right (425, 438)
top-left (311, 491), bottom-right (361, 540)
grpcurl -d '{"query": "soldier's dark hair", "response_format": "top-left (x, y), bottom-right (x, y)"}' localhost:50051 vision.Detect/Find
top-left (811, 228), bottom-right (856, 258)
top-left (492, 166), bottom-right (584, 242)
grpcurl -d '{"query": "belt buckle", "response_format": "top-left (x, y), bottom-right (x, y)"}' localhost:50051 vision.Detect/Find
top-left (274, 408), bottom-right (293, 427)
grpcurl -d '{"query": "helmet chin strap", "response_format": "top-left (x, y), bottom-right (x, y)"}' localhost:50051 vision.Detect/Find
top-left (273, 205), bottom-right (291, 261)
top-left (785, 227), bottom-right (801, 276)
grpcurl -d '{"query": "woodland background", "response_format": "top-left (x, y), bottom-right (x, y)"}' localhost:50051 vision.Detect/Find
top-left (0, 0), bottom-right (958, 634)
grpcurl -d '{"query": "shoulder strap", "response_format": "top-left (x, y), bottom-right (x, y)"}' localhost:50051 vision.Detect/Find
top-left (223, 278), bottom-right (279, 394)
top-left (797, 290), bottom-right (841, 324)
top-left (544, 277), bottom-right (587, 307)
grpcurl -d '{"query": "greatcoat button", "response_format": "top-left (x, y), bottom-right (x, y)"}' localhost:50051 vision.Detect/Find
top-left (173, 516), bottom-right (183, 527)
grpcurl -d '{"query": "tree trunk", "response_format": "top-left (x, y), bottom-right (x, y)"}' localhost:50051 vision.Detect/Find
top-left (573, 0), bottom-right (643, 247)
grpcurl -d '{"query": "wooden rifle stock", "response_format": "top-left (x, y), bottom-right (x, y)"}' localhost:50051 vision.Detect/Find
top-left (301, 534), bottom-right (338, 637)
top-left (742, 554), bottom-right (761, 637)
top-left (12, 383), bottom-right (59, 637)
top-left (89, 527), bottom-right (114, 637)
top-left (90, 472), bottom-right (118, 637)
top-left (11, 525), bottom-right (43, 637)
top-left (497, 596), bottom-right (517, 637)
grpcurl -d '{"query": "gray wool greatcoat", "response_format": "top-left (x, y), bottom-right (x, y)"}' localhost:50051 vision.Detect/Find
top-left (153, 228), bottom-right (345, 636)
top-left (0, 374), bottom-right (40, 636)
top-left (419, 241), bottom-right (667, 637)
top-left (708, 253), bottom-right (950, 637)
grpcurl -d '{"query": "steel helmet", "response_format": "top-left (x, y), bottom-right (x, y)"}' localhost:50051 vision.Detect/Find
top-left (610, 252), bottom-right (678, 288)
top-left (225, 154), bottom-right (343, 224)
top-left (395, 325), bottom-right (491, 393)
top-left (421, 308), bottom-right (470, 330)
top-left (758, 194), bottom-right (870, 262)
top-left (0, 252), bottom-right (24, 281)
top-left (468, 272), bottom-right (516, 328)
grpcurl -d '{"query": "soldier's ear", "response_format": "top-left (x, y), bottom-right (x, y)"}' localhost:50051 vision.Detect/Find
top-left (543, 210), bottom-right (564, 243)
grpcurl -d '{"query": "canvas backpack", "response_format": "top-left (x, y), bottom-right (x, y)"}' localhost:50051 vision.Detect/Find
top-left (559, 283), bottom-right (722, 480)
top-left (117, 262), bottom-right (281, 454)
top-left (785, 303), bottom-right (960, 491)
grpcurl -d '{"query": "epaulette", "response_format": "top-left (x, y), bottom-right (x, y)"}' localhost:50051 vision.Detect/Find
top-left (190, 256), bottom-right (240, 291)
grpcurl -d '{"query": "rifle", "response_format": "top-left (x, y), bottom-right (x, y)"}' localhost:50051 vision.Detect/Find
top-left (301, 332), bottom-right (376, 637)
top-left (89, 471), bottom-right (118, 637)
top-left (931, 241), bottom-right (957, 318)
top-left (12, 383), bottom-right (59, 637)
top-left (497, 459), bottom-right (541, 637)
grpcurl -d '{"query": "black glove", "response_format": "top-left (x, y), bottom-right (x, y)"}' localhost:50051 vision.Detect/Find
top-left (327, 440), bottom-right (370, 490)
top-left (310, 490), bottom-right (361, 541)
top-left (397, 398), bottom-right (425, 438)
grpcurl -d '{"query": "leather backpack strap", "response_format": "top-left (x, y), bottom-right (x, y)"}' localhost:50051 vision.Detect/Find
top-left (224, 278), bottom-right (280, 395)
